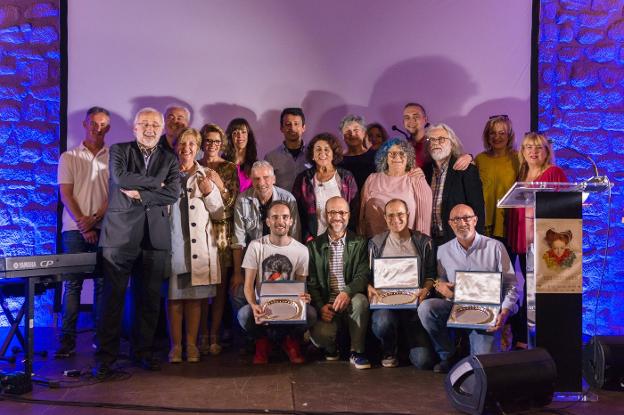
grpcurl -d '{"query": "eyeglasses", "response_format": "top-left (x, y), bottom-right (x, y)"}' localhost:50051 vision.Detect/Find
top-left (426, 136), bottom-right (448, 145)
top-left (327, 210), bottom-right (349, 217)
top-left (204, 140), bottom-right (222, 146)
top-left (385, 212), bottom-right (407, 220)
top-left (136, 122), bottom-right (161, 130)
top-left (387, 151), bottom-right (406, 159)
top-left (489, 114), bottom-right (509, 120)
top-left (449, 215), bottom-right (476, 224)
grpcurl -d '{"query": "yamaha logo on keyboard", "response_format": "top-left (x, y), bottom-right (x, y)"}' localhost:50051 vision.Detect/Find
top-left (12, 260), bottom-right (55, 270)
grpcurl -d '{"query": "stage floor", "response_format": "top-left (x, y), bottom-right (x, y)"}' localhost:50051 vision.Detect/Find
top-left (0, 328), bottom-right (622, 415)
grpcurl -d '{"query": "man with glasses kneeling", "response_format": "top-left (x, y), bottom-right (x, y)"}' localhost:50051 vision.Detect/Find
top-left (308, 196), bottom-right (371, 369)
top-left (418, 204), bottom-right (520, 373)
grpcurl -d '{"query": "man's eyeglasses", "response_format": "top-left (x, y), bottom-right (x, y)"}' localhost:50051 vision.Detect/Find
top-left (449, 215), bottom-right (476, 224)
top-left (426, 136), bottom-right (448, 145)
top-left (136, 122), bottom-right (161, 130)
top-left (327, 210), bottom-right (349, 217)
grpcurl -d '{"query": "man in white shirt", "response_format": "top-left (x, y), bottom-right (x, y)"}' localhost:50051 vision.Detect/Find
top-left (237, 201), bottom-right (316, 364)
top-left (55, 106), bottom-right (110, 358)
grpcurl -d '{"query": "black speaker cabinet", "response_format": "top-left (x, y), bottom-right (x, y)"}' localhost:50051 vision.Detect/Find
top-left (445, 348), bottom-right (556, 415)
top-left (583, 335), bottom-right (624, 390)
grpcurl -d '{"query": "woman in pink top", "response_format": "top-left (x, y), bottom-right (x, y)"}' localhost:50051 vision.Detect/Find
top-left (358, 138), bottom-right (432, 238)
top-left (223, 118), bottom-right (258, 193)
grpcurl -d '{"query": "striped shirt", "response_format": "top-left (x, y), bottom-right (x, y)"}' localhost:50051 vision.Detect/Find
top-left (328, 234), bottom-right (346, 303)
top-left (431, 160), bottom-right (449, 237)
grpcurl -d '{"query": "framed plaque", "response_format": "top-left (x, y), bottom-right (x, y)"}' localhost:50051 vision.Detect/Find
top-left (258, 281), bottom-right (307, 324)
top-left (370, 256), bottom-right (420, 309)
top-left (447, 271), bottom-right (502, 330)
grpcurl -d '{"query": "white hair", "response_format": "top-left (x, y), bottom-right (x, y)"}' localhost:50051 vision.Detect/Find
top-left (133, 107), bottom-right (164, 126)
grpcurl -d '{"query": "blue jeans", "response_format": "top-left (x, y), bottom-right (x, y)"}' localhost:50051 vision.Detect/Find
top-left (237, 303), bottom-right (317, 341)
top-left (371, 308), bottom-right (434, 369)
top-left (418, 298), bottom-right (501, 361)
top-left (60, 231), bottom-right (104, 342)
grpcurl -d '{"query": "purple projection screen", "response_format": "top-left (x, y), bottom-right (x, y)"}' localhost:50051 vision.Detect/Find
top-left (67, 0), bottom-right (532, 156)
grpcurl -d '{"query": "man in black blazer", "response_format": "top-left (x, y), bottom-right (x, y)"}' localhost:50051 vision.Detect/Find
top-left (423, 123), bottom-right (485, 247)
top-left (94, 107), bottom-right (180, 379)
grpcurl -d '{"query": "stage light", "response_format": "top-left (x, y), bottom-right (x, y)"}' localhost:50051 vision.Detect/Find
top-left (445, 348), bottom-right (556, 415)
top-left (583, 336), bottom-right (624, 390)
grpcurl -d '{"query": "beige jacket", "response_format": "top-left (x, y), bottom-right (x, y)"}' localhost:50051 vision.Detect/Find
top-left (184, 163), bottom-right (225, 286)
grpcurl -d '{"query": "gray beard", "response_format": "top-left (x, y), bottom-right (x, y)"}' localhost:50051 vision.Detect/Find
top-left (431, 147), bottom-right (451, 161)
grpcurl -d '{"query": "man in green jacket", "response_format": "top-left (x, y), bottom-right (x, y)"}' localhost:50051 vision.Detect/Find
top-left (307, 196), bottom-right (371, 369)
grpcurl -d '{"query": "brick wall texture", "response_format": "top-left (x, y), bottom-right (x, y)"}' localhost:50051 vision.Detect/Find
top-left (539, 0), bottom-right (624, 335)
top-left (0, 0), bottom-right (60, 327)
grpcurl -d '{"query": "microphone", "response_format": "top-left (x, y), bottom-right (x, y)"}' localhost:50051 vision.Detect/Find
top-left (558, 144), bottom-right (610, 191)
top-left (391, 125), bottom-right (410, 140)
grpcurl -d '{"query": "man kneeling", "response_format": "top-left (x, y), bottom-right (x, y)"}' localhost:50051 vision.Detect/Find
top-left (238, 201), bottom-right (316, 364)
top-left (418, 204), bottom-right (520, 373)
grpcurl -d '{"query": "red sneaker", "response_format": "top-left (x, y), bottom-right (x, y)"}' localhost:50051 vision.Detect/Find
top-left (283, 335), bottom-right (305, 364)
top-left (253, 337), bottom-right (271, 364)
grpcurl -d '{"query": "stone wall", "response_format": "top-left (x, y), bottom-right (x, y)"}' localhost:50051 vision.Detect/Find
top-left (0, 1), bottom-right (60, 327)
top-left (538, 0), bottom-right (624, 334)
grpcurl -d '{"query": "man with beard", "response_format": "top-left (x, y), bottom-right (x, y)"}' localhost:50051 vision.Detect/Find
top-left (422, 123), bottom-right (485, 247)
top-left (55, 106), bottom-right (111, 358)
top-left (94, 107), bottom-right (180, 379)
top-left (237, 201), bottom-right (315, 364)
top-left (418, 204), bottom-right (519, 373)
top-left (265, 108), bottom-right (311, 192)
top-left (307, 196), bottom-right (371, 369)
top-left (159, 105), bottom-right (190, 152)
top-left (368, 199), bottom-right (436, 368)
top-left (230, 161), bottom-right (300, 296)
top-left (402, 103), bottom-right (471, 170)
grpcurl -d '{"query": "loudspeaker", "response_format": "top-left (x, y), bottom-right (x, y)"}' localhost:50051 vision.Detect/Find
top-left (583, 335), bottom-right (624, 390)
top-left (445, 348), bottom-right (556, 415)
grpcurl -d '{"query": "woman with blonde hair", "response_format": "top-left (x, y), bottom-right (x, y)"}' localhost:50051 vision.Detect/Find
top-left (166, 128), bottom-right (224, 363)
top-left (475, 115), bottom-right (519, 241)
top-left (506, 132), bottom-right (567, 348)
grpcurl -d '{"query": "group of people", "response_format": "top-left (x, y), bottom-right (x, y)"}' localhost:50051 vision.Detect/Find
top-left (56, 102), bottom-right (568, 379)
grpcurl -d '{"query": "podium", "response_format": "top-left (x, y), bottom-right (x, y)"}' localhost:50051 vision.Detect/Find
top-left (498, 181), bottom-right (607, 396)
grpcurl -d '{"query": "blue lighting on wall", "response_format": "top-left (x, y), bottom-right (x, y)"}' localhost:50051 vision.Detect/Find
top-left (0, 1), bottom-right (60, 328)
top-left (539, 0), bottom-right (624, 335)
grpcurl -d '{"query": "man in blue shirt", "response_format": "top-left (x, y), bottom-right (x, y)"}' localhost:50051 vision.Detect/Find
top-left (418, 204), bottom-right (520, 373)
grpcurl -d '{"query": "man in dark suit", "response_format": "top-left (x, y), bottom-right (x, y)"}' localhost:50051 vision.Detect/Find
top-left (94, 107), bottom-right (180, 379)
top-left (423, 123), bottom-right (485, 247)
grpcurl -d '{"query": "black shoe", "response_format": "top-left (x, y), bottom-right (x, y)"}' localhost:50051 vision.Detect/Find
top-left (54, 340), bottom-right (76, 359)
top-left (433, 359), bottom-right (453, 374)
top-left (93, 362), bottom-right (113, 380)
top-left (134, 356), bottom-right (161, 371)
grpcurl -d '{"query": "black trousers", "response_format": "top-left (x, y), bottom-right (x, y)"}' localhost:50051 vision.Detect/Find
top-left (96, 245), bottom-right (168, 364)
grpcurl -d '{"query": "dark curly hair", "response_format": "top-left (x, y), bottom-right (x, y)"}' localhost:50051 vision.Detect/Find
top-left (306, 132), bottom-right (344, 166)
top-left (223, 118), bottom-right (258, 176)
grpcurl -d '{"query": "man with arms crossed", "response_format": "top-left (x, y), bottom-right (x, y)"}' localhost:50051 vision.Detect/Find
top-left (94, 107), bottom-right (180, 379)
